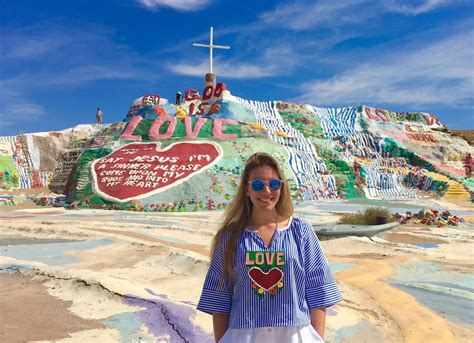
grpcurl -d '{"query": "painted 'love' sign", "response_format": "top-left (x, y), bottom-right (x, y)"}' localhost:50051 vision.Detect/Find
top-left (245, 251), bottom-right (285, 267)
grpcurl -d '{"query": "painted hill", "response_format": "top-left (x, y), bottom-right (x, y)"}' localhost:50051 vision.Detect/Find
top-left (1, 82), bottom-right (472, 211)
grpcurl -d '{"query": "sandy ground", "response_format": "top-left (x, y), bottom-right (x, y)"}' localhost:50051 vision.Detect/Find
top-left (0, 273), bottom-right (105, 342)
top-left (0, 201), bottom-right (473, 342)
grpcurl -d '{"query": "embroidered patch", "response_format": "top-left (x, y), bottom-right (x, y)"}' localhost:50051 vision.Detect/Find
top-left (245, 251), bottom-right (285, 300)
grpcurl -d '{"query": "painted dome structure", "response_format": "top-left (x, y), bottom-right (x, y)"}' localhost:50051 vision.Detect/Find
top-left (0, 78), bottom-right (472, 211)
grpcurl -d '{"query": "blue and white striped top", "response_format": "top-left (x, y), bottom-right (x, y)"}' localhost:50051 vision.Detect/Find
top-left (197, 216), bottom-right (343, 329)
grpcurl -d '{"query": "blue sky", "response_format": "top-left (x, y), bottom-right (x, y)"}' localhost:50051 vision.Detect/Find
top-left (1, 0), bottom-right (473, 135)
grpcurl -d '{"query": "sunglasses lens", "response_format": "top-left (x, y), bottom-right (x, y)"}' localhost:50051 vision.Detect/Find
top-left (251, 180), bottom-right (264, 192)
top-left (269, 179), bottom-right (282, 191)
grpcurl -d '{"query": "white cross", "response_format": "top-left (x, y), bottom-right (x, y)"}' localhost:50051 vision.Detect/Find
top-left (192, 27), bottom-right (230, 74)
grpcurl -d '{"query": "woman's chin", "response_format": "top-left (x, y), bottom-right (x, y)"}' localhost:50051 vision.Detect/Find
top-left (253, 200), bottom-right (277, 211)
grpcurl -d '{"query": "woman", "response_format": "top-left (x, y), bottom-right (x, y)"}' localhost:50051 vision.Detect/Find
top-left (197, 152), bottom-right (342, 342)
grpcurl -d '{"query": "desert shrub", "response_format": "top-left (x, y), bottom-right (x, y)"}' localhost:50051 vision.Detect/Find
top-left (338, 207), bottom-right (396, 225)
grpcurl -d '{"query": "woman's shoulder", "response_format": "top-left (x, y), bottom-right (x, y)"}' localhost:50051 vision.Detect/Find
top-left (288, 216), bottom-right (313, 237)
top-left (217, 226), bottom-right (234, 244)
top-left (290, 216), bottom-right (312, 228)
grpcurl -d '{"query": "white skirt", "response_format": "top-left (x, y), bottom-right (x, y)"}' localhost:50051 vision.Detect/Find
top-left (219, 324), bottom-right (324, 343)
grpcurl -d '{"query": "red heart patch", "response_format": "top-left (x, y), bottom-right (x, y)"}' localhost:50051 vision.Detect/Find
top-left (91, 141), bottom-right (222, 202)
top-left (248, 267), bottom-right (284, 291)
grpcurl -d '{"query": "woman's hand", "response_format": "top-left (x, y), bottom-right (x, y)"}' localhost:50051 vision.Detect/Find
top-left (212, 313), bottom-right (229, 342)
top-left (311, 307), bottom-right (326, 339)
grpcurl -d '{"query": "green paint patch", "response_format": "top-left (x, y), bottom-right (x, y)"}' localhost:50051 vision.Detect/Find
top-left (0, 156), bottom-right (19, 189)
top-left (310, 138), bottom-right (360, 199)
top-left (69, 135), bottom-right (295, 212)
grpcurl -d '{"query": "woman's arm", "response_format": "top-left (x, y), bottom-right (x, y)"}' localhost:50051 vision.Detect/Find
top-left (310, 307), bottom-right (326, 338)
top-left (212, 313), bottom-right (229, 342)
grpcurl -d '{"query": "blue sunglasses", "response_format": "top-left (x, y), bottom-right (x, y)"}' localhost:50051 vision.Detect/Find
top-left (249, 179), bottom-right (283, 192)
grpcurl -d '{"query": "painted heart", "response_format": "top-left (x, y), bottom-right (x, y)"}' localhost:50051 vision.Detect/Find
top-left (248, 267), bottom-right (284, 291)
top-left (91, 141), bottom-right (222, 202)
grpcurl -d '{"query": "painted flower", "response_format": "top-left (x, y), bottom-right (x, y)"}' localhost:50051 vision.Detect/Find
top-left (269, 287), bottom-right (276, 295)
top-left (258, 288), bottom-right (264, 294)
top-left (154, 107), bottom-right (167, 116)
top-left (208, 103), bottom-right (221, 115)
top-left (252, 283), bottom-right (257, 289)
top-left (275, 131), bottom-right (289, 138)
top-left (277, 281), bottom-right (283, 288)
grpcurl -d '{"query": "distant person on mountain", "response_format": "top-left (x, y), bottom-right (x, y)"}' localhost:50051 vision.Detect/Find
top-left (197, 152), bottom-right (342, 342)
top-left (175, 91), bottom-right (182, 105)
top-left (96, 107), bottom-right (104, 124)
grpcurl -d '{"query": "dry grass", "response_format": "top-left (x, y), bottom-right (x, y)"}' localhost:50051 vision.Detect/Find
top-left (338, 207), bottom-right (396, 225)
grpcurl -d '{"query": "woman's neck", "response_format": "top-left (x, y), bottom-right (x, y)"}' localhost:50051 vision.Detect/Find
top-left (250, 210), bottom-right (278, 227)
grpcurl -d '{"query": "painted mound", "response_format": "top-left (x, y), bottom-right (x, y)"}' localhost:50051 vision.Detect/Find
top-left (0, 84), bottom-right (472, 211)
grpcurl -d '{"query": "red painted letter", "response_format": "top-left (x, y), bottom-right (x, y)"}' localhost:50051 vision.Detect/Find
top-left (364, 107), bottom-right (379, 121)
top-left (214, 83), bottom-right (227, 98)
top-left (142, 94), bottom-right (160, 106)
top-left (185, 89), bottom-right (199, 101)
top-left (375, 109), bottom-right (389, 122)
top-left (422, 114), bottom-right (441, 126)
top-left (197, 103), bottom-right (208, 115)
top-left (202, 86), bottom-right (213, 101)
top-left (188, 103), bottom-right (195, 116)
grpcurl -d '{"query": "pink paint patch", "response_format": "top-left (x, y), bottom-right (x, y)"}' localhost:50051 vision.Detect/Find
top-left (213, 119), bottom-right (238, 139)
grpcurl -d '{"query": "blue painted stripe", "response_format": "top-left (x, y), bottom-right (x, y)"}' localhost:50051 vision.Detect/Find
top-left (232, 98), bottom-right (337, 200)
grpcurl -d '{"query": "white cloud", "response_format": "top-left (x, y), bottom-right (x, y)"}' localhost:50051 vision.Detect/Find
top-left (260, 0), bottom-right (367, 31)
top-left (383, 0), bottom-right (449, 15)
top-left (168, 44), bottom-right (299, 79)
top-left (40, 65), bottom-right (144, 86)
top-left (1, 23), bottom-right (152, 90)
top-left (168, 59), bottom-right (275, 79)
top-left (0, 24), bottom-right (116, 61)
top-left (260, 0), bottom-right (454, 31)
top-left (6, 103), bottom-right (45, 118)
top-left (0, 88), bottom-right (45, 131)
top-left (0, 23), bottom-right (150, 132)
top-left (138, 0), bottom-right (211, 11)
top-left (3, 36), bottom-right (66, 59)
top-left (298, 31), bottom-right (474, 107)
top-left (2, 63), bottom-right (146, 92)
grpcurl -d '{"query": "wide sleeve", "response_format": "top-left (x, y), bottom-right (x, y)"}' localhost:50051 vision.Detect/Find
top-left (302, 220), bottom-right (343, 309)
top-left (196, 234), bottom-right (233, 315)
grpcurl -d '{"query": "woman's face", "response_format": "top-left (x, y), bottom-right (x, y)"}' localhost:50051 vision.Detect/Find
top-left (246, 165), bottom-right (282, 213)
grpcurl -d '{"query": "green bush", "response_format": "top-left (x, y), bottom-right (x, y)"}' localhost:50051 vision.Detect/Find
top-left (338, 207), bottom-right (396, 225)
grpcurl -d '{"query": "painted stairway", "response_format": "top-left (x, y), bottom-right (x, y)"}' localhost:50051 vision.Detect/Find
top-left (424, 172), bottom-right (471, 201)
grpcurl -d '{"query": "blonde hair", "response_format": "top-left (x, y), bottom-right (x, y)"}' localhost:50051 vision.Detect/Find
top-left (211, 152), bottom-right (294, 283)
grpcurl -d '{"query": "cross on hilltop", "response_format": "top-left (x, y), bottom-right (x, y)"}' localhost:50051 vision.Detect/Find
top-left (193, 27), bottom-right (230, 74)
